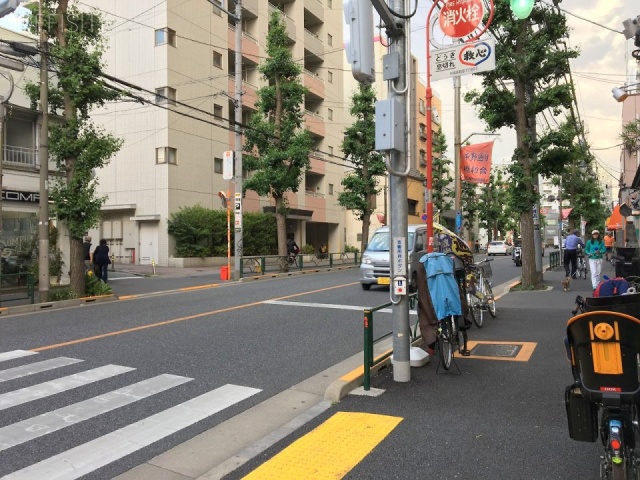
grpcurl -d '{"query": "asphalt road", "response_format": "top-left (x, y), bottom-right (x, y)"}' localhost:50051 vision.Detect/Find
top-left (0, 255), bottom-right (524, 479)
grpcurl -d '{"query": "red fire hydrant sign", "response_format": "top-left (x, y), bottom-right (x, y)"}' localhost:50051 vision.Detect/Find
top-left (438, 0), bottom-right (483, 38)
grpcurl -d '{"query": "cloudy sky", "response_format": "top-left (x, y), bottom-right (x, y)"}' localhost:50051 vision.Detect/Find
top-left (1, 1), bottom-right (636, 194)
top-left (410, 0), bottom-right (637, 193)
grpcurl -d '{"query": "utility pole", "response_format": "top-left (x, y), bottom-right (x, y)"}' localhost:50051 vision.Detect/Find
top-left (453, 75), bottom-right (461, 234)
top-left (233, 0), bottom-right (243, 281)
top-left (38, 0), bottom-right (49, 301)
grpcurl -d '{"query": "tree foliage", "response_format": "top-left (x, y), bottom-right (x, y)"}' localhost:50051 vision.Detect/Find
top-left (243, 11), bottom-right (313, 255)
top-left (431, 129), bottom-right (453, 213)
top-left (168, 207), bottom-right (278, 257)
top-left (464, 1), bottom-right (579, 287)
top-left (477, 169), bottom-right (516, 241)
top-left (24, 0), bottom-right (122, 295)
top-left (621, 119), bottom-right (640, 154)
top-left (461, 181), bottom-right (479, 240)
top-left (338, 84), bottom-right (385, 253)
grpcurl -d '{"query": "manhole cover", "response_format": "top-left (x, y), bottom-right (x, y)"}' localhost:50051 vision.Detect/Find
top-left (470, 344), bottom-right (522, 358)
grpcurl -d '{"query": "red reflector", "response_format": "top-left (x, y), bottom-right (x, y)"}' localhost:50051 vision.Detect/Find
top-left (611, 439), bottom-right (621, 450)
top-left (600, 387), bottom-right (622, 392)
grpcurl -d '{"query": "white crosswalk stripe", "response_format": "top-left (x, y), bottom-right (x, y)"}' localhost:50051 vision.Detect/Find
top-left (5, 384), bottom-right (261, 480)
top-left (0, 350), bottom-right (38, 363)
top-left (0, 351), bottom-right (262, 479)
top-left (0, 365), bottom-right (135, 411)
top-left (0, 357), bottom-right (83, 382)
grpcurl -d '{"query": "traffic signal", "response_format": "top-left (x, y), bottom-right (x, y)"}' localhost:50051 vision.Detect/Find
top-left (343, 0), bottom-right (375, 84)
top-left (510, 0), bottom-right (535, 19)
top-left (591, 198), bottom-right (597, 204)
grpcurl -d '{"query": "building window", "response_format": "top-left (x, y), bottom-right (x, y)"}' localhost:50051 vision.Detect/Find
top-left (329, 183), bottom-right (334, 195)
top-left (211, 0), bottom-right (222, 15)
top-left (214, 157), bottom-right (223, 173)
top-left (419, 99), bottom-right (426, 115)
top-left (214, 104), bottom-right (223, 120)
top-left (328, 71), bottom-right (333, 83)
top-left (155, 28), bottom-right (176, 47)
top-left (327, 33), bottom-right (333, 46)
top-left (328, 146), bottom-right (334, 156)
top-left (327, 0), bottom-right (333, 7)
top-left (155, 87), bottom-right (176, 106)
top-left (213, 51), bottom-right (223, 68)
top-left (156, 147), bottom-right (177, 165)
top-left (419, 123), bottom-right (426, 140)
top-left (328, 108), bottom-right (333, 121)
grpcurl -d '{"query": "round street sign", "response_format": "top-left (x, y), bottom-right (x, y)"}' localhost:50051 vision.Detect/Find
top-left (438, 0), bottom-right (484, 39)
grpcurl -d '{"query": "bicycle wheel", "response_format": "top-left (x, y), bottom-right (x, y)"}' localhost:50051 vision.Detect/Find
top-left (484, 278), bottom-right (497, 318)
top-left (438, 318), bottom-right (453, 370)
top-left (467, 292), bottom-right (483, 328)
top-left (581, 263), bottom-right (588, 280)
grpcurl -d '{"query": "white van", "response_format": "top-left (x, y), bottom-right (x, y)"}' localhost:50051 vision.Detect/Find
top-left (360, 223), bottom-right (473, 291)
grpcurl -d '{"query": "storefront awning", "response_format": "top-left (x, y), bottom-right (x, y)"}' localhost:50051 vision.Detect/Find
top-left (606, 205), bottom-right (624, 231)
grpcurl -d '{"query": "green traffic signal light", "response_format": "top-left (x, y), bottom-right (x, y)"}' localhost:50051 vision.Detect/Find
top-left (510, 0), bottom-right (535, 19)
top-left (591, 198), bottom-right (597, 204)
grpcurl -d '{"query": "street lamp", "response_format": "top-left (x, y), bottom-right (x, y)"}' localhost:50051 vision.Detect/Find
top-left (612, 83), bottom-right (640, 102)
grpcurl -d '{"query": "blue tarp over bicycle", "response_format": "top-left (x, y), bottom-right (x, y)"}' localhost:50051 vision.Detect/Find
top-left (421, 252), bottom-right (462, 319)
top-left (416, 252), bottom-right (470, 354)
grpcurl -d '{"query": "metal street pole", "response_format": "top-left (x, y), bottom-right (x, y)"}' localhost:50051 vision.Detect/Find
top-left (38, 0), bottom-right (49, 301)
top-left (387, 0), bottom-right (410, 383)
top-left (233, 0), bottom-right (243, 281)
top-left (557, 177), bottom-right (563, 260)
top-left (453, 75), bottom-right (461, 226)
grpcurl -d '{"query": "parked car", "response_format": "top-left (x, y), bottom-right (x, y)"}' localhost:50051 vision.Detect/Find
top-left (360, 223), bottom-right (473, 292)
top-left (487, 240), bottom-right (512, 256)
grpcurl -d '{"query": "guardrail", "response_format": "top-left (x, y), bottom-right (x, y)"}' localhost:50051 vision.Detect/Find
top-left (239, 252), bottom-right (359, 278)
top-left (363, 293), bottom-right (418, 391)
top-left (0, 272), bottom-right (35, 306)
top-left (549, 250), bottom-right (561, 270)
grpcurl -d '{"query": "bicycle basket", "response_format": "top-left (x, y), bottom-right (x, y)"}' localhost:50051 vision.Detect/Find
top-left (479, 262), bottom-right (492, 278)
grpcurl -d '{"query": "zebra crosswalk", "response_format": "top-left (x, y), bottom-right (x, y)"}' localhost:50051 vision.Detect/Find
top-left (0, 350), bottom-right (261, 479)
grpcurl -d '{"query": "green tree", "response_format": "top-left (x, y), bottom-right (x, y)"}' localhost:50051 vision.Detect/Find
top-left (338, 84), bottom-right (385, 253)
top-left (465, 2), bottom-right (578, 288)
top-left (461, 181), bottom-right (479, 241)
top-left (432, 129), bottom-right (453, 213)
top-left (243, 11), bottom-right (313, 256)
top-left (620, 118), bottom-right (640, 155)
top-left (25, 0), bottom-right (122, 295)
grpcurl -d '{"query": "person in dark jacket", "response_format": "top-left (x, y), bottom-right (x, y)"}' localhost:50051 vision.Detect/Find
top-left (92, 239), bottom-right (110, 283)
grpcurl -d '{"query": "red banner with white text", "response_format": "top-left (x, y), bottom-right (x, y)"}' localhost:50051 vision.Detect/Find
top-left (460, 141), bottom-right (494, 184)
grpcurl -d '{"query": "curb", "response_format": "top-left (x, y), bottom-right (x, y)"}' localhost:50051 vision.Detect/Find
top-left (324, 275), bottom-right (521, 402)
top-left (240, 265), bottom-right (358, 282)
top-left (0, 294), bottom-right (118, 317)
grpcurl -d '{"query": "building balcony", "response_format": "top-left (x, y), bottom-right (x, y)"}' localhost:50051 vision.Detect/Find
top-left (227, 25), bottom-right (259, 62)
top-left (228, 76), bottom-right (258, 110)
top-left (304, 29), bottom-right (323, 62)
top-left (269, 4), bottom-right (296, 43)
top-left (304, 0), bottom-right (323, 25)
top-left (304, 111), bottom-right (325, 138)
top-left (242, 0), bottom-right (258, 18)
top-left (4, 145), bottom-right (37, 167)
top-left (303, 69), bottom-right (324, 100)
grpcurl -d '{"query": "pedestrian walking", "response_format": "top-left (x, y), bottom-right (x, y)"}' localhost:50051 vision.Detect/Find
top-left (92, 239), bottom-right (111, 283)
top-left (604, 231), bottom-right (614, 263)
top-left (83, 236), bottom-right (93, 273)
top-left (585, 229), bottom-right (605, 291)
top-left (564, 229), bottom-right (585, 279)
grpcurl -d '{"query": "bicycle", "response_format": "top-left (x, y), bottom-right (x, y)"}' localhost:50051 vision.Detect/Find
top-left (466, 258), bottom-right (496, 328)
top-left (576, 249), bottom-right (588, 280)
top-left (565, 309), bottom-right (640, 480)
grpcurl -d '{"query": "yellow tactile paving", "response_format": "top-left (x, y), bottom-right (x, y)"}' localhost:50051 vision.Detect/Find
top-left (243, 412), bottom-right (402, 480)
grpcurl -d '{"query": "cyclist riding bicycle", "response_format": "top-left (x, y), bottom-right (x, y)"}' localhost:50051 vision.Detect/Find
top-left (286, 237), bottom-right (300, 263)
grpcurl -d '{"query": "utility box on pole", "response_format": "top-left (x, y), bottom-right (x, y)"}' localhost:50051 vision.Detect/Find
top-left (375, 98), bottom-right (404, 152)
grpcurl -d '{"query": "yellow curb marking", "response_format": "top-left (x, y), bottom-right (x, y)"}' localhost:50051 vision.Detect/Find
top-left (180, 284), bottom-right (220, 291)
top-left (463, 340), bottom-right (537, 362)
top-left (339, 348), bottom-right (393, 383)
top-left (30, 282), bottom-right (359, 352)
top-left (243, 412), bottom-right (402, 480)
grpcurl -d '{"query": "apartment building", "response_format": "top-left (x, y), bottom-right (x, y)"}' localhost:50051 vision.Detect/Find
top-left (344, 38), bottom-right (443, 248)
top-left (0, 27), bottom-right (64, 274)
top-left (83, 0), bottom-right (347, 265)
